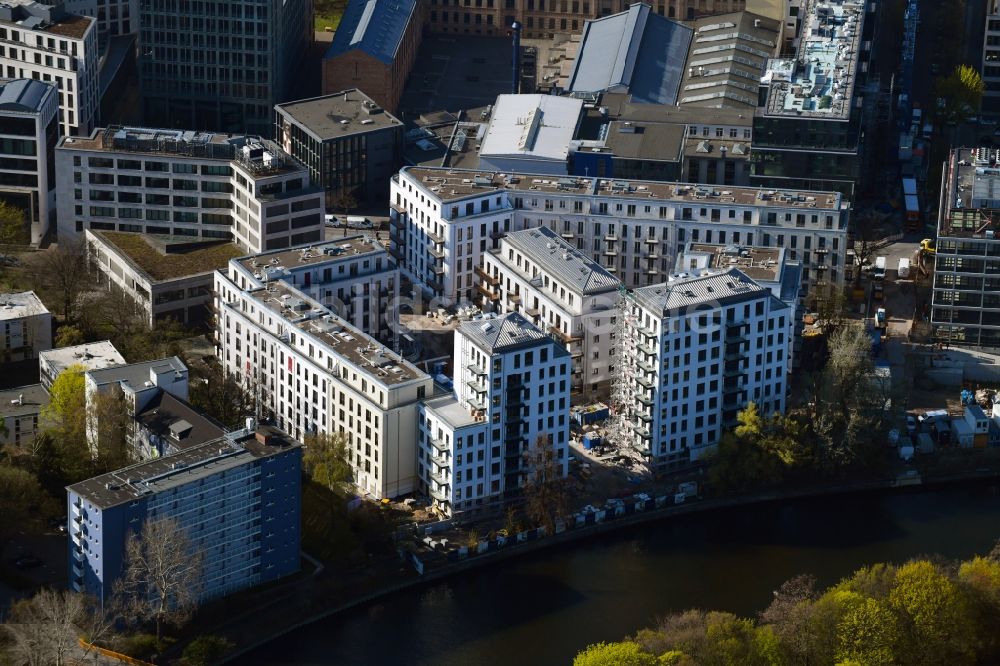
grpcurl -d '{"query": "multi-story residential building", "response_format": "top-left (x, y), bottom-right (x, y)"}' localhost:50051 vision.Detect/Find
top-left (225, 235), bottom-right (400, 345)
top-left (66, 426), bottom-right (302, 606)
top-left (621, 267), bottom-right (791, 467)
top-left (137, 0), bottom-right (311, 135)
top-left (321, 0), bottom-right (423, 115)
top-left (0, 79), bottom-right (59, 244)
top-left (0, 384), bottom-right (48, 447)
top-left (86, 230), bottom-right (242, 327)
top-left (0, 0), bottom-right (98, 137)
top-left (275, 90), bottom-right (405, 208)
top-left (418, 313), bottom-right (570, 517)
top-left (480, 226), bottom-right (620, 398)
top-left (83, 355), bottom-right (189, 453)
top-left (750, 0), bottom-right (875, 196)
top-left (0, 291), bottom-right (52, 362)
top-left (38, 340), bottom-right (124, 389)
top-left (931, 147), bottom-right (1000, 347)
top-left (132, 390), bottom-right (224, 459)
top-left (57, 126), bottom-right (324, 254)
top-left (390, 166), bottom-right (848, 304)
top-left (426, 0), bottom-right (746, 38)
top-left (214, 270), bottom-right (433, 499)
top-left (984, 0), bottom-right (1000, 117)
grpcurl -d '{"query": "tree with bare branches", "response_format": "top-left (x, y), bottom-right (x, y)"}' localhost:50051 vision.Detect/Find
top-left (22, 239), bottom-right (88, 321)
top-left (88, 387), bottom-right (133, 473)
top-left (521, 433), bottom-right (568, 533)
top-left (850, 217), bottom-right (893, 288)
top-left (1, 588), bottom-right (102, 666)
top-left (114, 517), bottom-right (203, 643)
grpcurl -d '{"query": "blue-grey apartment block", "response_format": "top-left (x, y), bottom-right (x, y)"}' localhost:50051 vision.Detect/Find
top-left (137, 0), bottom-right (312, 135)
top-left (66, 426), bottom-right (302, 606)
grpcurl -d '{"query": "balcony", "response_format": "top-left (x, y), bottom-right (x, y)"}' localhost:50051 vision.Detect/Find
top-left (390, 202), bottom-right (406, 215)
top-left (508, 293), bottom-right (522, 304)
top-left (427, 231), bottom-right (445, 245)
top-left (644, 237), bottom-right (658, 244)
top-left (636, 393), bottom-right (654, 406)
top-left (466, 377), bottom-right (488, 394)
top-left (433, 265), bottom-right (445, 275)
top-left (429, 437), bottom-right (449, 453)
top-left (561, 231), bottom-right (575, 239)
top-left (634, 374), bottom-right (654, 389)
top-left (466, 363), bottom-right (487, 376)
top-left (634, 357), bottom-right (655, 373)
top-left (476, 284), bottom-right (500, 300)
top-left (430, 469), bottom-right (448, 485)
top-left (430, 485), bottom-right (450, 502)
top-left (388, 245), bottom-right (405, 261)
top-left (549, 325), bottom-right (580, 343)
top-left (474, 266), bottom-right (498, 286)
top-left (724, 349), bottom-right (746, 361)
top-left (603, 249), bottom-right (618, 257)
top-left (389, 228), bottom-right (404, 245)
top-left (429, 246), bottom-right (445, 259)
top-left (632, 422), bottom-right (651, 439)
top-left (490, 230), bottom-right (506, 240)
top-left (428, 276), bottom-right (444, 292)
top-left (635, 340), bottom-right (657, 356)
top-left (605, 233), bottom-right (618, 241)
top-left (430, 452), bottom-right (450, 467)
top-left (723, 365), bottom-right (746, 378)
top-left (725, 330), bottom-right (748, 344)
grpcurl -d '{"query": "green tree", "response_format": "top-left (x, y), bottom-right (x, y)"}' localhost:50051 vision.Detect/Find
top-left (574, 641), bottom-right (658, 666)
top-left (0, 199), bottom-right (29, 247)
top-left (54, 324), bottom-right (85, 348)
top-left (835, 595), bottom-right (899, 666)
top-left (41, 364), bottom-right (87, 449)
top-left (302, 431), bottom-right (353, 491)
top-left (181, 635), bottom-right (234, 666)
top-left (0, 464), bottom-right (53, 552)
top-left (935, 64), bottom-right (985, 121)
top-left (889, 560), bottom-right (975, 665)
top-left (188, 359), bottom-right (254, 429)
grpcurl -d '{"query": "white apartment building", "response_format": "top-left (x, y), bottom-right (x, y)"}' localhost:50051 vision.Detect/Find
top-left (0, 384), bottom-right (48, 447)
top-left (390, 167), bottom-right (849, 304)
top-left (622, 268), bottom-right (791, 468)
top-left (56, 126), bottom-right (324, 254)
top-left (38, 339), bottom-right (124, 389)
top-left (226, 235), bottom-right (400, 345)
top-left (214, 271), bottom-right (433, 499)
top-left (480, 226), bottom-right (621, 399)
top-left (0, 79), bottom-right (58, 244)
top-left (418, 313), bottom-right (570, 517)
top-left (0, 0), bottom-right (97, 137)
top-left (0, 290), bottom-right (52, 362)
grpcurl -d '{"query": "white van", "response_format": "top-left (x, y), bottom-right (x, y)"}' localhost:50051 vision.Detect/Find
top-left (347, 216), bottom-right (373, 229)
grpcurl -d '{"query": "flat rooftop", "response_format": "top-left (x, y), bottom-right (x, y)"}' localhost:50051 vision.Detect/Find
top-left (93, 232), bottom-right (243, 282)
top-left (0, 0), bottom-right (94, 39)
top-left (680, 243), bottom-right (784, 282)
top-left (0, 291), bottom-right (48, 320)
top-left (276, 89), bottom-right (403, 141)
top-left (761, 0), bottom-right (866, 120)
top-left (0, 384), bottom-right (49, 419)
top-left (401, 166), bottom-right (843, 210)
top-left (67, 428), bottom-right (299, 510)
top-left (251, 282), bottom-right (425, 387)
top-left (86, 356), bottom-right (186, 389)
top-left (940, 147), bottom-right (1000, 238)
top-left (423, 395), bottom-right (485, 430)
top-left (236, 235), bottom-right (389, 278)
top-left (39, 341), bottom-right (125, 375)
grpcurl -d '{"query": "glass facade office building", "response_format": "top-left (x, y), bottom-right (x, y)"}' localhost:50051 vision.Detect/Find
top-left (137, 0), bottom-right (312, 135)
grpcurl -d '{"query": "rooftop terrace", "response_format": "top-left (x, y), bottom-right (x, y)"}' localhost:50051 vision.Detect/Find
top-left (940, 147), bottom-right (1000, 239)
top-left (761, 0), bottom-right (866, 120)
top-left (400, 166), bottom-right (843, 210)
top-left (680, 243), bottom-right (784, 282)
top-left (93, 232), bottom-right (243, 281)
top-left (0, 0), bottom-right (93, 39)
top-left (250, 282), bottom-right (424, 386)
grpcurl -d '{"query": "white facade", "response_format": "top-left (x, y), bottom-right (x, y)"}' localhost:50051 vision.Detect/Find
top-left (56, 127), bottom-right (324, 254)
top-left (0, 79), bottom-right (59, 244)
top-left (214, 272), bottom-right (432, 499)
top-left (622, 268), bottom-right (791, 467)
top-left (419, 313), bottom-right (570, 516)
top-left (481, 226), bottom-right (620, 398)
top-left (389, 167), bottom-right (849, 304)
top-left (38, 340), bottom-right (124, 389)
top-left (62, 0), bottom-right (136, 43)
top-left (0, 383), bottom-right (47, 447)
top-left (226, 235), bottom-right (400, 345)
top-left (0, 290), bottom-right (52, 362)
top-left (0, 0), bottom-right (98, 137)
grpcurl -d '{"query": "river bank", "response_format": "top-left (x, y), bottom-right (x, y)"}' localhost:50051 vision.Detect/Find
top-left (220, 466), bottom-right (1000, 664)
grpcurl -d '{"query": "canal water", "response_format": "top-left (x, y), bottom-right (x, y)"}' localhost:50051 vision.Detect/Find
top-left (247, 483), bottom-right (1000, 665)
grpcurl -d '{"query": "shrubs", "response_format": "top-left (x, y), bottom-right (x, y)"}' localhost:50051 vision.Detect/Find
top-left (182, 635), bottom-right (234, 666)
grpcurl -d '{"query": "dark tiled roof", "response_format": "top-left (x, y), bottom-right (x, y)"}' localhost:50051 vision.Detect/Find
top-left (324, 0), bottom-right (418, 65)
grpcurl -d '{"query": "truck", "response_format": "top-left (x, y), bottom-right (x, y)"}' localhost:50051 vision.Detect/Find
top-left (874, 256), bottom-right (887, 279)
top-left (346, 216), bottom-right (373, 229)
top-left (904, 195), bottom-right (921, 231)
top-left (898, 257), bottom-right (910, 279)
